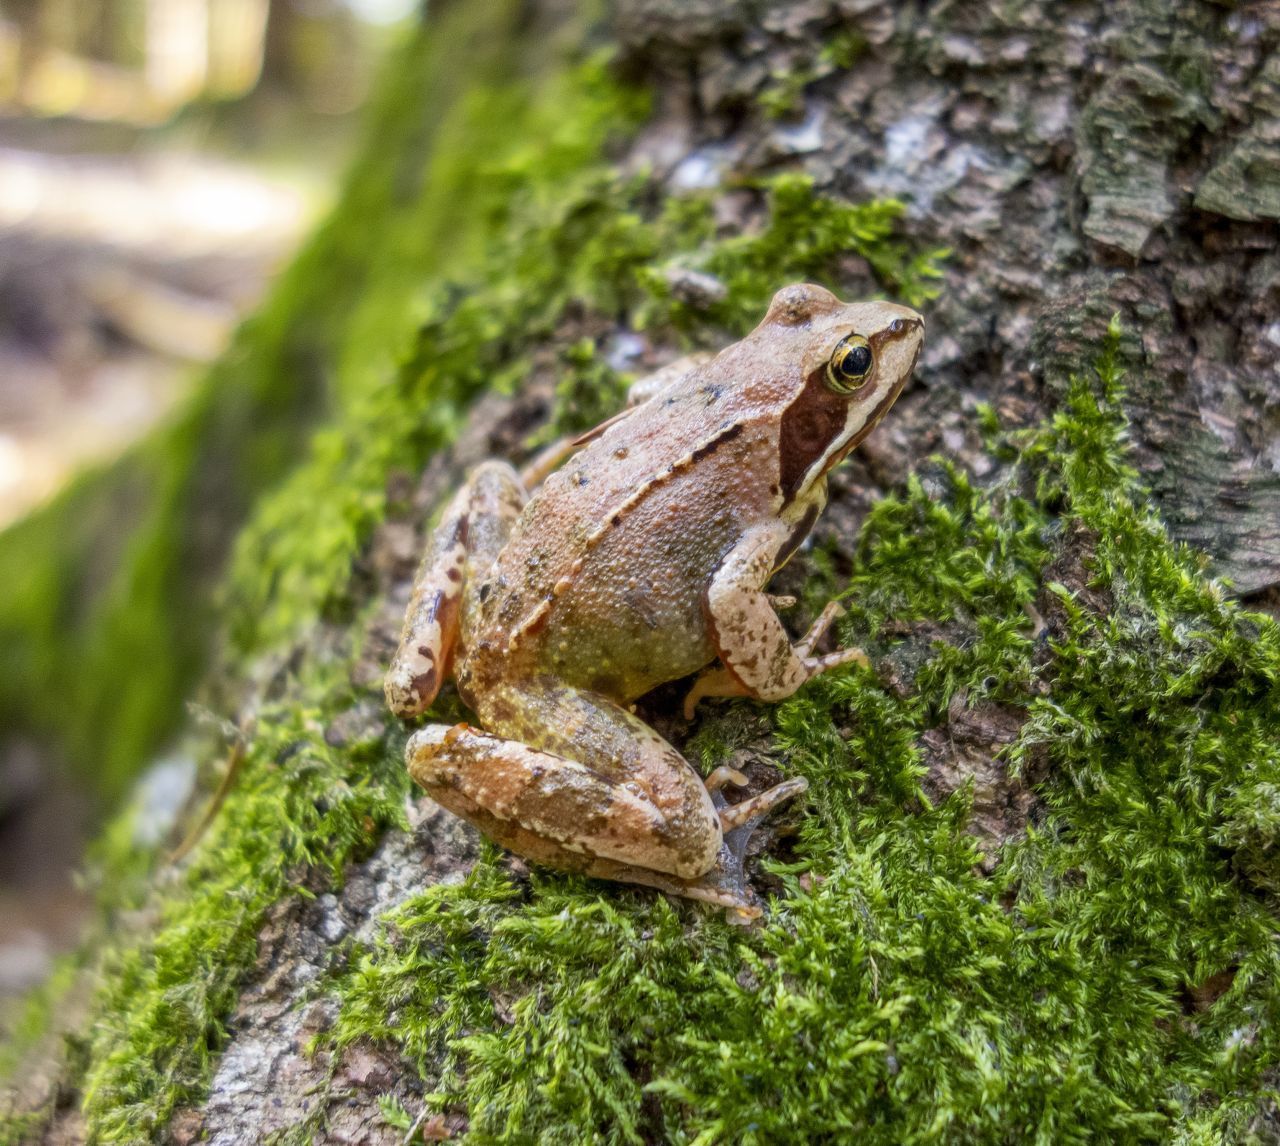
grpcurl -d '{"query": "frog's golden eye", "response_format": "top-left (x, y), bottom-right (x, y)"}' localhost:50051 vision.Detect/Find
top-left (825, 334), bottom-right (873, 394)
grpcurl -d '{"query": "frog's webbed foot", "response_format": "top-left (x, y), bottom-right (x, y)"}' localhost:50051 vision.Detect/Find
top-left (679, 773), bottom-right (808, 920)
top-left (717, 775), bottom-right (808, 835)
top-left (609, 772), bottom-right (809, 921)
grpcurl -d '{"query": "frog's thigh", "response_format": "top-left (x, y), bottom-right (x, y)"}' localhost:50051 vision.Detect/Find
top-left (705, 522), bottom-right (811, 703)
top-left (408, 713), bottom-right (721, 881)
top-left (385, 461), bottom-right (525, 718)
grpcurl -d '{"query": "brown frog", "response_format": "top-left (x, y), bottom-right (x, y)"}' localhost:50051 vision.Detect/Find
top-left (386, 283), bottom-right (923, 916)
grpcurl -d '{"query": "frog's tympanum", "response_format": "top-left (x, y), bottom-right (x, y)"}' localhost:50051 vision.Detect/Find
top-left (386, 284), bottom-right (924, 916)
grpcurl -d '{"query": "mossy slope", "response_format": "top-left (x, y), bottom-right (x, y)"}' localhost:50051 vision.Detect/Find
top-left (328, 327), bottom-right (1280, 1144)
top-left (58, 176), bottom-right (945, 1146)
top-left (17, 44), bottom-right (953, 1141)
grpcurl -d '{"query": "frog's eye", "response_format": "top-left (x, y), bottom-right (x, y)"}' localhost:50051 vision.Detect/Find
top-left (825, 334), bottom-right (873, 394)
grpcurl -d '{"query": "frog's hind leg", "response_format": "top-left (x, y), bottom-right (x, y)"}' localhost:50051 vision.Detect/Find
top-left (385, 461), bottom-right (525, 718)
top-left (407, 687), bottom-right (721, 882)
top-left (406, 681), bottom-right (807, 915)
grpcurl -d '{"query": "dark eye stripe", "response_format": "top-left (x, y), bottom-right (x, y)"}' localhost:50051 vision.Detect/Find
top-left (778, 372), bottom-right (850, 501)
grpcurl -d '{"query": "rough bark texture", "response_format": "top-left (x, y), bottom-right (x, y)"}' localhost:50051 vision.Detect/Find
top-left (5, 0), bottom-right (1280, 1142)
top-left (611, 0), bottom-right (1280, 594)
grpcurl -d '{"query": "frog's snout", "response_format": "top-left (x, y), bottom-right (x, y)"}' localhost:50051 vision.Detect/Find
top-left (888, 304), bottom-right (925, 335)
top-left (869, 308), bottom-right (925, 359)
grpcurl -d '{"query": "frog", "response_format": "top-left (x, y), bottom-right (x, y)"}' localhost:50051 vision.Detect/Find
top-left (385, 283), bottom-right (924, 916)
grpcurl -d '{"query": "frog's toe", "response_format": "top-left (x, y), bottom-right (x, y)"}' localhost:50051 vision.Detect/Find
top-left (674, 857), bottom-right (763, 921)
top-left (704, 764), bottom-right (749, 793)
top-left (670, 774), bottom-right (810, 921)
top-left (717, 776), bottom-right (808, 839)
top-left (578, 855), bottom-right (764, 920)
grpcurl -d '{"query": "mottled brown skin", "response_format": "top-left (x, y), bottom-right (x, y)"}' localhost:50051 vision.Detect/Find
top-left (386, 284), bottom-right (924, 915)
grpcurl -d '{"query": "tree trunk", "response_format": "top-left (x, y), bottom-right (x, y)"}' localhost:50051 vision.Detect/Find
top-left (4, 1), bottom-right (1280, 1142)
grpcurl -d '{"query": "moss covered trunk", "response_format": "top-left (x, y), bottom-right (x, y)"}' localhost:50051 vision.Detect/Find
top-left (4, 0), bottom-right (1280, 1142)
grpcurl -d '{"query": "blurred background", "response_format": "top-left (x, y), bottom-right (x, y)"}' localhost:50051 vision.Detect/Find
top-left (0, 0), bottom-right (414, 1011)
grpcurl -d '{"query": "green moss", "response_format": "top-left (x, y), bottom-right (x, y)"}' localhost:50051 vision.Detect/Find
top-left (0, 1111), bottom-right (42, 1146)
top-left (758, 67), bottom-right (819, 120)
top-left (322, 324), bottom-right (1280, 1141)
top-left (0, 957), bottom-right (78, 1082)
top-left (756, 28), bottom-right (866, 119)
top-left (76, 644), bottom-right (407, 1140)
top-left (530, 338), bottom-right (632, 445)
top-left (822, 28), bottom-right (867, 72)
top-left (19, 7), bottom-right (1269, 1142)
top-left (0, 954), bottom-right (86, 1143)
top-left (0, 8), bottom-right (596, 1138)
top-left (642, 175), bottom-right (947, 332)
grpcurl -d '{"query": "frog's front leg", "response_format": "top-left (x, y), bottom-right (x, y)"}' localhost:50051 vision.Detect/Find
top-left (406, 681), bottom-right (805, 914)
top-left (385, 461), bottom-right (525, 718)
top-left (687, 521), bottom-right (869, 716)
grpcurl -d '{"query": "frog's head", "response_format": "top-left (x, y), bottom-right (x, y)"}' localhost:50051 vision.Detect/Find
top-left (758, 283), bottom-right (924, 504)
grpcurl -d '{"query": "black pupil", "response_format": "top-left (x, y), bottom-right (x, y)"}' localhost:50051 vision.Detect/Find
top-left (842, 344), bottom-right (872, 377)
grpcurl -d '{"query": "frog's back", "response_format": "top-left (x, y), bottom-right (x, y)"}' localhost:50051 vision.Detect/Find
top-left (469, 367), bottom-right (782, 700)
